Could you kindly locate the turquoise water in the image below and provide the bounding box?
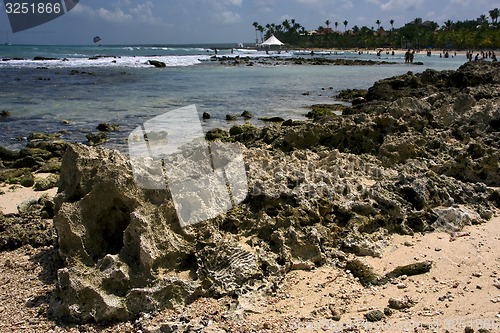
[0,44,467,150]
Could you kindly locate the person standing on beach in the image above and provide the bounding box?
[405,50,410,63]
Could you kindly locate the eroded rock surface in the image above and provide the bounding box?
[49,61,499,323]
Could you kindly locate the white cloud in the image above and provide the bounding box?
[255,0,274,13]
[70,1,164,26]
[96,7,132,23]
[71,4,97,17]
[196,0,243,25]
[222,0,243,6]
[130,1,161,24]
[215,10,242,24]
[295,0,325,3]
[380,0,423,11]
[342,1,354,9]
[113,0,132,8]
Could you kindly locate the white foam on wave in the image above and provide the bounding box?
[0,55,211,69]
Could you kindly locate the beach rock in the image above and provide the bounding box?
[13,155,45,169]
[258,116,285,122]
[352,97,365,105]
[226,114,238,121]
[206,128,229,141]
[306,104,344,119]
[27,132,62,142]
[17,198,39,214]
[336,89,367,102]
[0,110,11,118]
[34,174,60,191]
[342,230,388,257]
[85,132,109,146]
[388,296,416,310]
[33,56,58,61]
[202,112,211,119]
[365,310,384,322]
[20,147,53,160]
[19,172,35,187]
[229,123,257,141]
[50,144,203,322]
[38,158,63,173]
[451,61,500,88]
[0,145,20,161]
[241,110,253,119]
[329,305,342,321]
[0,168,27,184]
[0,208,56,251]
[432,207,481,232]
[229,125,244,136]
[96,123,119,132]
[197,242,261,293]
[345,260,380,287]
[148,60,166,68]
[385,262,432,280]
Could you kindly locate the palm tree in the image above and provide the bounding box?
[257,25,265,43]
[376,20,381,31]
[252,22,259,44]
[325,20,331,29]
[265,23,272,39]
[479,14,488,26]
[343,20,348,32]
[282,19,291,32]
[390,19,394,30]
[334,21,339,31]
[443,20,454,30]
[490,8,499,24]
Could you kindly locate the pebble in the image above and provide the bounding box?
[365,310,384,322]
[494,279,500,289]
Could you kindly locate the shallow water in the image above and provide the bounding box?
[0,45,467,151]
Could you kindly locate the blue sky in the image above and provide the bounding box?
[0,0,496,45]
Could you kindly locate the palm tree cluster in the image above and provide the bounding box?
[253,8,500,50]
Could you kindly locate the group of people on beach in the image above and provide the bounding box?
[404,50,415,63]
[466,50,497,62]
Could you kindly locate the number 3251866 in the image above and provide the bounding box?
[5,2,61,15]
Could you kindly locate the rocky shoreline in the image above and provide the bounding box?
[0,61,499,331]
[207,56,413,67]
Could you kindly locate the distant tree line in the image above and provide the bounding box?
[252,8,500,50]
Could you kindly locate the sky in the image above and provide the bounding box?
[0,0,497,45]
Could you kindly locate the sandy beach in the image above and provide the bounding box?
[0,182,498,332]
[0,175,58,215]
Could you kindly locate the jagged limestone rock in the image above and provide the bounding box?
[51,144,201,322]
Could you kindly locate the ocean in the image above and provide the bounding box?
[0,44,466,151]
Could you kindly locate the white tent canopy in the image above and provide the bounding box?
[261,35,284,47]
